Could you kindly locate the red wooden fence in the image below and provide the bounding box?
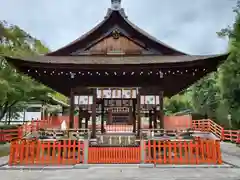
[8,139,222,165]
[0,129,19,142]
[88,146,141,164]
[1,117,240,144]
[144,139,222,164]
[222,130,240,143]
[192,119,240,144]
[8,140,84,165]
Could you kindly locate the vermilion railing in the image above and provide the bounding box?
[222,130,240,143]
[144,139,222,164]
[192,119,240,144]
[8,139,84,165]
[192,119,211,132]
[0,118,62,143]
[9,139,222,165]
[0,129,19,142]
[1,117,240,144]
[88,146,141,164]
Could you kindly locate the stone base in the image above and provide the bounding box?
[74,164,89,169]
[138,163,154,168]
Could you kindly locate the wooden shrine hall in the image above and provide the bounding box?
[4,0,229,138]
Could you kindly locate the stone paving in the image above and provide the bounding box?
[221,142,240,157]
[0,156,8,167]
[0,166,240,180]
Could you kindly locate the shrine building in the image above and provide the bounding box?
[4,0,229,138]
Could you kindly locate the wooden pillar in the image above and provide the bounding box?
[132,99,136,133]
[101,100,105,133]
[128,106,133,125]
[159,91,164,129]
[91,89,97,138]
[85,112,89,129]
[78,107,82,129]
[153,107,157,129]
[107,109,113,125]
[137,92,141,137]
[149,110,153,129]
[69,89,74,129]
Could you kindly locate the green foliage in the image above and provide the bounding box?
[216,2,240,129]
[0,21,66,122]
[165,1,240,129]
[164,94,192,115]
[190,72,220,119]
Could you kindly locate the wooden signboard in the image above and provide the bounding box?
[140,95,160,105]
[74,95,93,105]
[97,88,137,99]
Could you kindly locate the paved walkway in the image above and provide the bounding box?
[0,167,240,180]
[220,142,240,157]
[0,143,10,167]
[0,156,8,167]
[220,142,240,167]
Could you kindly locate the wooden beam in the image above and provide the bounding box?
[91,89,97,138]
[101,99,105,133]
[132,99,136,133]
[137,92,141,137]
[85,114,89,129]
[69,89,75,129]
[139,86,163,95]
[72,87,94,95]
[153,107,157,129]
[78,107,83,129]
[159,91,164,129]
[149,110,153,129]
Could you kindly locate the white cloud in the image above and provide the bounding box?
[0,0,237,54]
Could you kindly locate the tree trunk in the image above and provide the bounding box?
[8,107,11,125]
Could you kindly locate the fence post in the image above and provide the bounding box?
[230,130,233,142]
[17,126,23,139]
[221,128,224,141]
[237,131,240,144]
[75,133,89,169]
[140,139,145,164]
[216,140,222,164]
[84,136,89,164]
[139,137,154,168]
[207,120,211,132]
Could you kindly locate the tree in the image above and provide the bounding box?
[164,94,192,115]
[0,21,53,122]
[216,1,240,129]
[190,72,220,120]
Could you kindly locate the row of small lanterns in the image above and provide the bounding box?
[28,68,206,79]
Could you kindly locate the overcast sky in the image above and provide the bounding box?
[0,0,237,55]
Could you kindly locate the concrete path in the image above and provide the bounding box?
[0,156,8,167]
[220,142,240,157]
[220,142,240,167]
[1,167,240,180]
[0,143,10,167]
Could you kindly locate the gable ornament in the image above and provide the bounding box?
[112,29,120,39]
